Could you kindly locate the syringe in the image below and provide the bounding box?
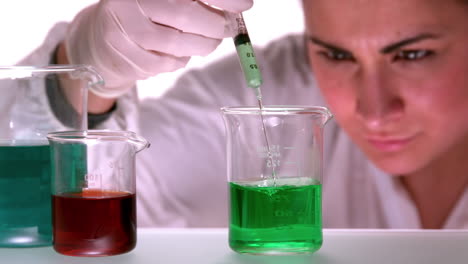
[226,13,277,182]
[227,13,263,100]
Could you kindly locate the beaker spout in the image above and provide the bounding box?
[321,108,334,126]
[128,134,150,153]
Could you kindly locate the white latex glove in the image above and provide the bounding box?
[65,0,253,98]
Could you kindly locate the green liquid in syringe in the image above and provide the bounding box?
[234,33,262,89]
[234,33,276,181]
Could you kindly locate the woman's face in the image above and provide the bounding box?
[304,0,468,175]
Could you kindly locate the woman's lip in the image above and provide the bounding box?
[366,135,416,152]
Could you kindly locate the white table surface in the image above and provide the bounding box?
[1,228,468,264]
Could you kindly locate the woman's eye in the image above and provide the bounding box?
[318,50,354,62]
[394,50,434,61]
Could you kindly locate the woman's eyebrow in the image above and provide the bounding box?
[308,33,440,55]
[307,35,352,54]
[380,33,440,54]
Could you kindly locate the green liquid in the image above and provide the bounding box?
[0,145,52,247]
[234,33,263,89]
[229,178,322,255]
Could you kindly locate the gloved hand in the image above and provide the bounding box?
[65,0,253,98]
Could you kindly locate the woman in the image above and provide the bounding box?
[303,0,468,229]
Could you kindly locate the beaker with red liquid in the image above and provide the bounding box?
[47,130,149,256]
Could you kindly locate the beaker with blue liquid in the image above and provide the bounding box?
[0,65,103,247]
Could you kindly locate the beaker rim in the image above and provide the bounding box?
[47,130,150,152]
[221,105,332,116]
[0,64,104,87]
[0,65,89,73]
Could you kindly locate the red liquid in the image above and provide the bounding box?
[52,190,136,256]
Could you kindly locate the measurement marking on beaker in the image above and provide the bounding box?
[84,172,103,188]
[109,162,124,171]
[267,159,280,168]
[284,161,297,165]
[84,173,101,181]
[257,145,281,158]
[283,147,295,150]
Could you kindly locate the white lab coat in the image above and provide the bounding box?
[13,23,468,229]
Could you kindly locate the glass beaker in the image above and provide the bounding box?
[47,130,149,257]
[221,106,333,255]
[0,65,103,247]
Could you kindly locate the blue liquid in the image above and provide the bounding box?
[0,145,52,247]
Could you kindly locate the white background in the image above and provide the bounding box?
[0,0,304,98]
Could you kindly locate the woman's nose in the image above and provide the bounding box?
[355,72,405,128]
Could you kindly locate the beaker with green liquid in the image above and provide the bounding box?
[0,65,103,247]
[222,106,332,255]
